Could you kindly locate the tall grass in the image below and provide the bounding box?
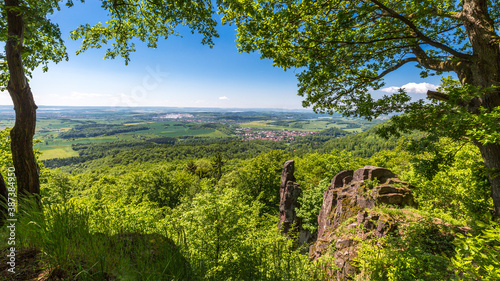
[5,195,326,280]
[11,196,194,280]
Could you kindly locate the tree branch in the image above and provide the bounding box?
[361,57,418,82]
[411,44,459,72]
[431,8,462,20]
[323,35,417,46]
[408,8,462,20]
[427,90,449,101]
[338,57,419,97]
[369,0,471,60]
[427,90,469,107]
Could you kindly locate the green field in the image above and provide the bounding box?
[37,146,79,160]
[24,110,377,160]
[34,119,230,160]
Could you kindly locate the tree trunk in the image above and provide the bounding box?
[476,143,500,218]
[9,87,39,196]
[5,0,40,196]
[460,0,500,218]
[0,173,7,225]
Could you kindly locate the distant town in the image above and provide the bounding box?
[235,127,317,142]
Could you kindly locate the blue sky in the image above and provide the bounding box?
[0,1,447,109]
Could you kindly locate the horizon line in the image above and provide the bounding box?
[0,104,317,111]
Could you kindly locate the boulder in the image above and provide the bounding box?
[309,166,417,279]
[330,170,354,188]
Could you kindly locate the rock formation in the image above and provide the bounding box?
[278,160,299,235]
[309,166,417,279]
[277,160,313,245]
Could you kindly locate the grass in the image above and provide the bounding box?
[1,195,323,281]
[197,130,228,138]
[1,197,195,280]
[238,120,279,128]
[238,120,326,131]
[238,119,363,132]
[38,146,79,160]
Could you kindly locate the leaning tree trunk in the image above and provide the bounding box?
[5,0,40,196]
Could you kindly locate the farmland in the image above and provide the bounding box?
[0,105,387,160]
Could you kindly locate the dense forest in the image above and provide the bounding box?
[58,124,150,139]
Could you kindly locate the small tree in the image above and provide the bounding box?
[237,150,287,212]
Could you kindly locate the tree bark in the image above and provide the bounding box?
[5,0,40,196]
[476,143,500,218]
[0,173,7,225]
[459,0,500,218]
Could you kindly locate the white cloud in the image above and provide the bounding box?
[218,96,229,100]
[380,82,438,94]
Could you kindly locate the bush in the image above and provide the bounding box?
[169,185,326,280]
[451,222,500,280]
[354,218,455,281]
[296,178,329,234]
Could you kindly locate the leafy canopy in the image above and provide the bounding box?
[0,0,71,89]
[71,0,220,64]
[220,0,500,118]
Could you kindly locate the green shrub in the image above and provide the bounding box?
[451,222,500,280]
[354,219,455,281]
[169,185,326,280]
[364,177,380,189]
[296,178,329,234]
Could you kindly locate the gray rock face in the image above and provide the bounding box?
[352,166,395,183]
[309,166,417,279]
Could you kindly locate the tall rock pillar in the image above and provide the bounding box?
[278,160,313,245]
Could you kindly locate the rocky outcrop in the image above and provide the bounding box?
[278,160,301,235]
[309,166,417,279]
[278,160,314,245]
